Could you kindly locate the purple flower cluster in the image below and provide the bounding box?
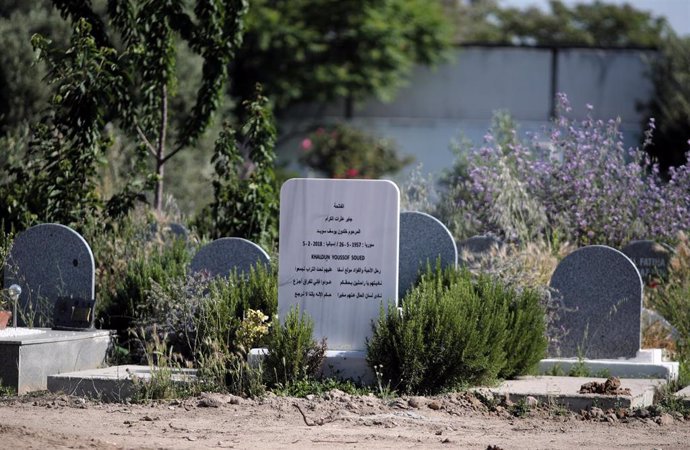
[460,94,690,247]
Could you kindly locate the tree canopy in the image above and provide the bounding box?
[448,0,671,48]
[229,0,452,116]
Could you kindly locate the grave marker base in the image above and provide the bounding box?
[0,328,111,394]
[249,348,374,385]
[539,349,679,380]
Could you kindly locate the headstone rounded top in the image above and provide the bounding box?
[549,245,642,359]
[4,223,95,325]
[457,235,503,266]
[457,235,503,254]
[621,240,672,284]
[398,211,457,298]
[281,177,400,193]
[190,237,270,278]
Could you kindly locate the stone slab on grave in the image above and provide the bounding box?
[4,223,95,327]
[190,237,270,278]
[621,240,672,284]
[548,245,642,359]
[48,365,197,402]
[0,328,111,394]
[278,178,400,352]
[478,376,664,412]
[398,211,457,298]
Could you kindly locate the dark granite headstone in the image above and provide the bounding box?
[190,237,270,278]
[621,240,672,285]
[149,222,189,241]
[52,297,96,331]
[398,211,457,298]
[456,235,503,265]
[4,224,95,327]
[549,245,642,359]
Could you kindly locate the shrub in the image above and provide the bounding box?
[648,232,690,384]
[367,267,547,394]
[196,88,279,249]
[98,236,191,340]
[299,123,413,179]
[132,265,277,396]
[437,96,690,247]
[459,240,571,356]
[135,264,278,363]
[263,307,326,387]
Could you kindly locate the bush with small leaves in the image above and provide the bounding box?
[264,307,326,388]
[367,266,547,394]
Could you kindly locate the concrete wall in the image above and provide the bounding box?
[279,46,656,177]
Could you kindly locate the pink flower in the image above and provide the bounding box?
[345,168,359,178]
[301,138,312,151]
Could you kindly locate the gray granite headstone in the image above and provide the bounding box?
[457,235,503,265]
[398,211,457,298]
[549,245,643,359]
[621,240,672,285]
[149,222,189,241]
[190,237,270,278]
[4,223,95,327]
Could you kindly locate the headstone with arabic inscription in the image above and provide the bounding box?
[278,178,400,351]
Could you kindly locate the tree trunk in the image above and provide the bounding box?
[154,84,168,211]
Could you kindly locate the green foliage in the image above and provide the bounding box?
[264,307,326,388]
[36,0,250,211]
[0,1,70,134]
[648,232,690,385]
[129,325,195,402]
[447,0,670,47]
[501,285,548,379]
[509,398,531,417]
[197,87,278,248]
[230,0,452,114]
[299,124,413,179]
[0,18,128,230]
[98,236,192,340]
[643,35,690,173]
[128,263,277,396]
[367,266,547,395]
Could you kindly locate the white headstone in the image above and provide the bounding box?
[278,178,400,350]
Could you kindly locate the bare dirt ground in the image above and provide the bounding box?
[0,391,688,449]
